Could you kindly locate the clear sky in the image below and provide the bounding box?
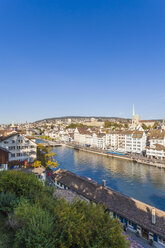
[0,0,165,123]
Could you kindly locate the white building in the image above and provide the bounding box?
[0,133,37,162]
[125,131,147,154]
[148,130,165,147]
[74,127,106,149]
[146,131,165,160]
[106,132,119,150]
[146,144,165,160]
[106,130,147,154]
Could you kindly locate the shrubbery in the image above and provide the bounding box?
[0,170,129,248]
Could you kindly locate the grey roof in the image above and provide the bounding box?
[52,169,165,238]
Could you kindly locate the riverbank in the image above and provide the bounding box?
[36,138,165,169]
[65,144,133,161]
[64,143,165,169]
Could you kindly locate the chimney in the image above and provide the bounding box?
[102,180,106,187]
[152,208,156,225]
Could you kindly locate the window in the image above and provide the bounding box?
[9,146,15,150]
[158,236,165,246]
[128,220,134,228]
[11,153,15,157]
[16,153,21,157]
[12,140,15,143]
[4,141,8,144]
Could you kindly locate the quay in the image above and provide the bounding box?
[36,138,165,168]
[65,143,165,168]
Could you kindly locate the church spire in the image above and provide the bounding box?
[133,104,135,117]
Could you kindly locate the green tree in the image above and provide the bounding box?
[45,148,58,169]
[153,122,159,129]
[0,171,129,248]
[14,201,55,248]
[142,123,148,130]
[0,171,44,199]
[53,200,129,248]
[33,160,41,168]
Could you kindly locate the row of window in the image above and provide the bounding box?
[11,151,36,157]
[8,145,35,150]
[3,140,29,144]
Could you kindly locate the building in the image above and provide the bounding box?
[146,144,165,160]
[0,147,10,171]
[131,104,140,130]
[106,130,147,154]
[148,130,165,147]
[74,127,106,149]
[51,169,165,248]
[31,166,46,184]
[0,133,37,163]
[125,131,147,154]
[106,131,119,150]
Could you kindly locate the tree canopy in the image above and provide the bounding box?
[0,170,129,248]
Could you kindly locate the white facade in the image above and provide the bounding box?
[106,131,147,154]
[146,145,165,160]
[0,133,37,162]
[74,128,106,149]
[125,132,147,154]
[106,132,118,150]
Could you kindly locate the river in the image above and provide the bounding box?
[52,146,165,211]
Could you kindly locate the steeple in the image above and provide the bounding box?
[133,104,135,117]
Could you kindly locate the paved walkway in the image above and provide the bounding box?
[125,230,155,248]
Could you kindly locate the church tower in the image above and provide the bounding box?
[132,105,140,129]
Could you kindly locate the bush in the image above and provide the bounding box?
[0,192,17,214]
[0,171,129,248]
[14,201,55,248]
[0,170,44,200]
[53,200,129,248]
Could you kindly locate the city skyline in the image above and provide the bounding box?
[0,0,165,123]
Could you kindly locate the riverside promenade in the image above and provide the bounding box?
[36,137,165,169]
[65,142,165,169]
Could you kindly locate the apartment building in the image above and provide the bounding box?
[106,131,147,154]
[74,127,106,149]
[148,130,165,147]
[93,133,106,149]
[0,133,37,163]
[146,144,165,160]
[125,131,147,154]
[146,131,165,160]
[106,131,118,150]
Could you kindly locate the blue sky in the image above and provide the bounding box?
[0,0,165,123]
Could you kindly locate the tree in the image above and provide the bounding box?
[142,123,148,130]
[33,160,41,168]
[124,123,129,129]
[0,171,129,248]
[153,122,159,129]
[53,200,129,248]
[0,170,44,199]
[45,148,58,169]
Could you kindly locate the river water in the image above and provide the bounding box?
[52,146,165,211]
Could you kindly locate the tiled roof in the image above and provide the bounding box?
[52,169,165,238]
